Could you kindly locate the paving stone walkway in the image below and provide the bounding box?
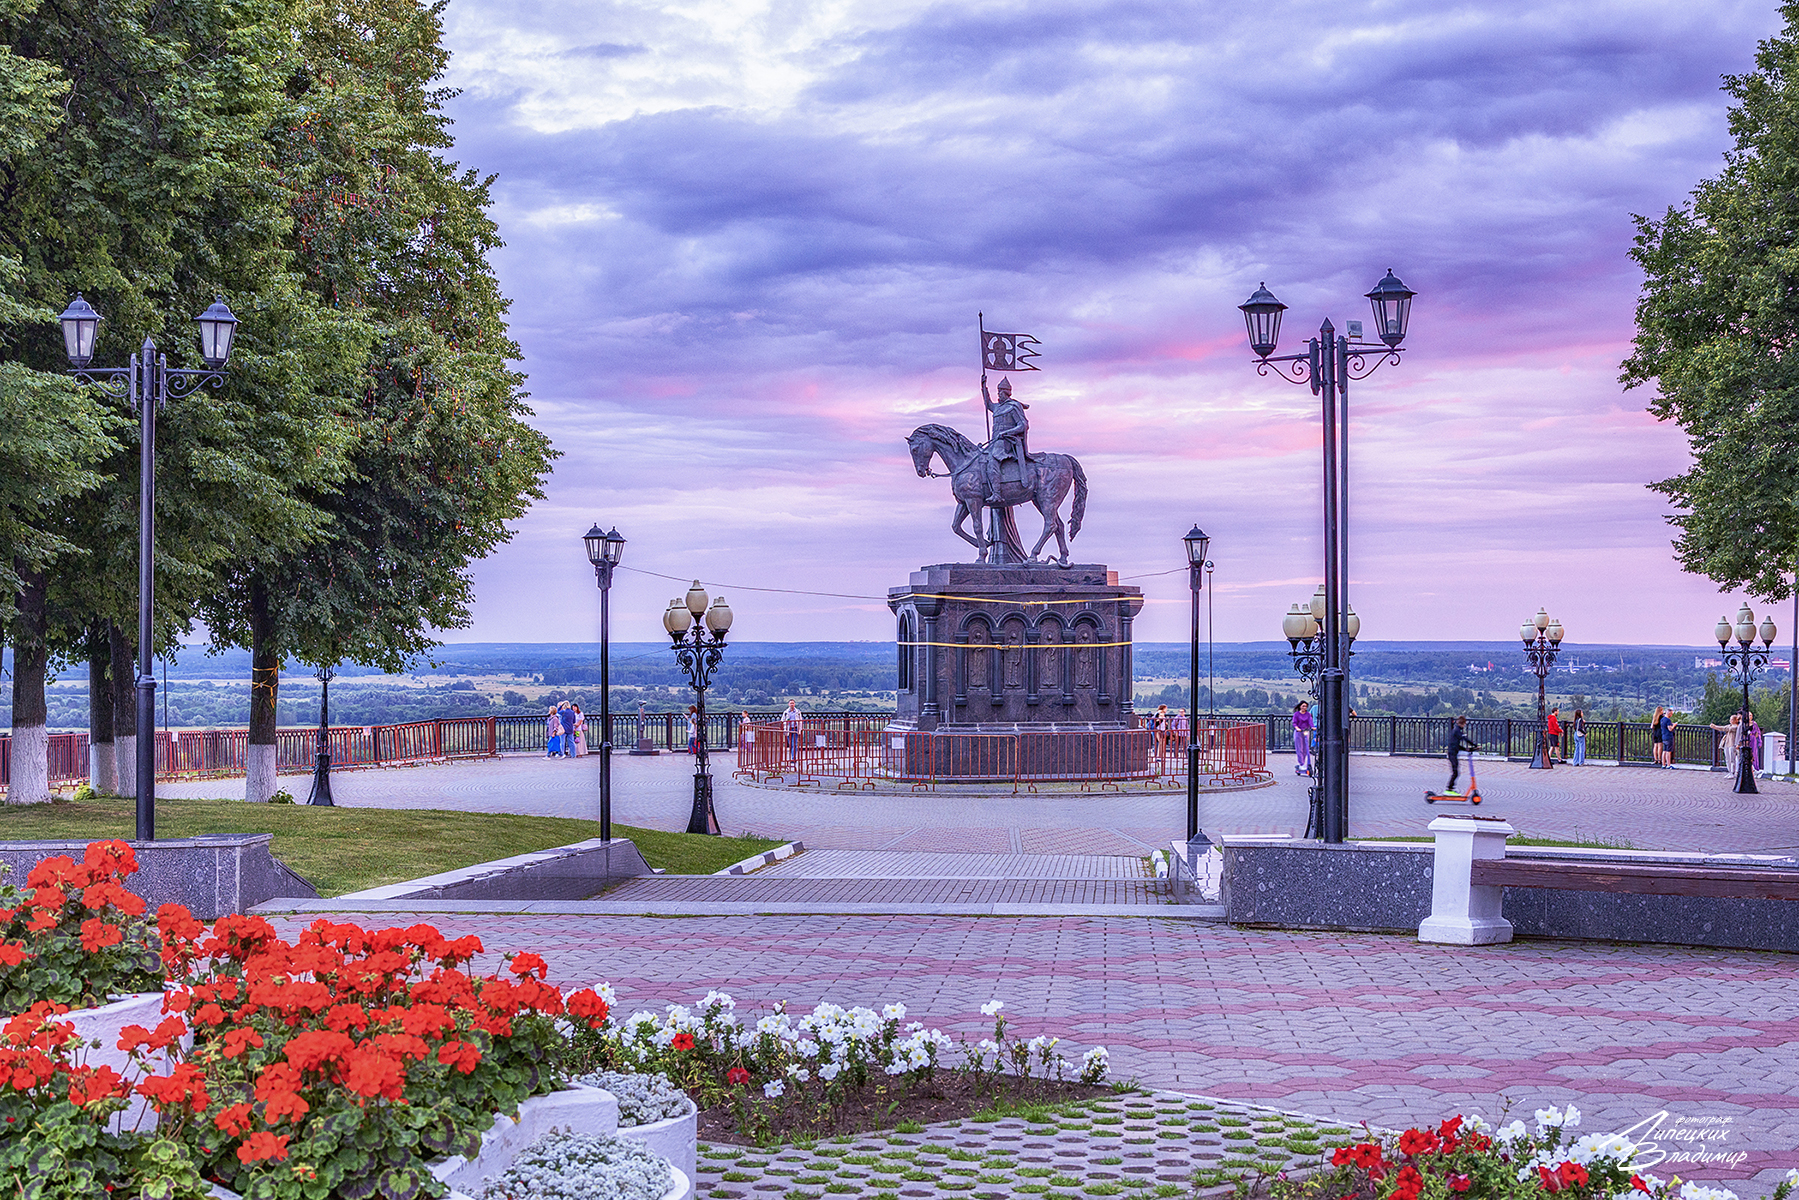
[693,1092,1348,1200]
[602,875,1166,906]
[263,910,1799,1198]
[163,751,1799,855]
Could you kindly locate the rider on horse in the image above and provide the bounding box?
[983,375,1033,505]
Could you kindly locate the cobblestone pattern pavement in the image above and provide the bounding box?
[265,911,1799,1197]
[693,1093,1348,1200]
[756,852,1149,880]
[601,875,1166,906]
[162,752,1799,856]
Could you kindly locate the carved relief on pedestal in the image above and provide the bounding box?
[1075,625,1097,690]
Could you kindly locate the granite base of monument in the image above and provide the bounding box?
[884,562,1146,780]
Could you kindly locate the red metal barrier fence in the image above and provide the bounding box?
[734,716,1269,792]
[0,718,501,792]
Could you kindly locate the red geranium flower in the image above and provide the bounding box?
[237,1131,290,1164]
[727,1067,751,1086]
[670,1032,696,1051]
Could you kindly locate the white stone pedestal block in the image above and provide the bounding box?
[1418,816,1516,945]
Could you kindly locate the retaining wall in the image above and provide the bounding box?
[1219,839,1799,953]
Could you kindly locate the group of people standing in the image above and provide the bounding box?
[545,701,587,757]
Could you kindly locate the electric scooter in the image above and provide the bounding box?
[1425,752,1482,804]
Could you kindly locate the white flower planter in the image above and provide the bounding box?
[430,1081,620,1192]
[615,1095,698,1182]
[64,991,184,1133]
[211,1084,689,1200]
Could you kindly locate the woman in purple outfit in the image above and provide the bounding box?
[1291,700,1314,777]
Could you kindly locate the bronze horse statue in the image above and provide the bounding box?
[907,424,1087,566]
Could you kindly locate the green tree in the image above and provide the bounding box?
[1623,1,1799,599]
[0,0,361,797]
[200,0,554,798]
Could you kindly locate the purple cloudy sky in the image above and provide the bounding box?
[441,0,1787,647]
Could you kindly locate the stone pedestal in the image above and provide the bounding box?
[1417,816,1516,946]
[886,563,1143,733]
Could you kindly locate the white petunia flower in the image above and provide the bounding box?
[1536,1105,1569,1130]
[819,1062,841,1082]
[763,1079,785,1099]
[980,1000,1005,1017]
[883,1003,907,1021]
[785,1065,810,1082]
[1496,1120,1528,1146]
[1678,1185,1739,1200]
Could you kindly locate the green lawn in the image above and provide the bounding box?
[0,796,783,897]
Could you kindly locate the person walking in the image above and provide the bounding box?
[1748,714,1764,772]
[1545,706,1563,763]
[558,702,576,758]
[1152,704,1172,761]
[545,705,561,758]
[782,699,802,765]
[685,705,699,755]
[1649,706,1668,766]
[1572,708,1587,766]
[1291,701,1314,777]
[1707,713,1742,777]
[572,703,587,757]
[1446,715,1478,795]
[1658,707,1676,767]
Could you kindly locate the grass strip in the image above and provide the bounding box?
[0,795,780,896]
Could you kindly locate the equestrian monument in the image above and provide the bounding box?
[889,373,1146,780]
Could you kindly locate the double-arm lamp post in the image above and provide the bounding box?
[1240,271,1412,843]
[57,295,240,842]
[666,582,733,835]
[583,524,627,840]
[1519,608,1564,770]
[1716,603,1777,795]
[1183,525,1210,844]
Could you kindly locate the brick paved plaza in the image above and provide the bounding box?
[169,749,1799,855]
[181,750,1799,1194]
[262,909,1799,1196]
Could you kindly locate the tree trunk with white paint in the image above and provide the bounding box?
[246,578,279,803]
[89,629,116,794]
[110,625,137,800]
[8,567,50,804]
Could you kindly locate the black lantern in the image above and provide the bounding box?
[58,295,102,368]
[1183,524,1211,573]
[1239,284,1286,359]
[1364,270,1414,348]
[195,297,239,369]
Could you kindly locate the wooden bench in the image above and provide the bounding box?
[1471,858,1799,901]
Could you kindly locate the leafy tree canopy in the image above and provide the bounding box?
[1623,0,1799,600]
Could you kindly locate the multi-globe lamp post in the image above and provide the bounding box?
[1182,524,1210,844]
[666,582,733,835]
[1715,603,1777,795]
[1519,608,1564,770]
[1282,585,1358,838]
[57,294,240,841]
[1240,270,1413,844]
[584,524,627,840]
[306,666,335,806]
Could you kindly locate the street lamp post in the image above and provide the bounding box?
[306,665,335,805]
[1519,608,1565,770]
[1241,271,1413,844]
[58,295,239,842]
[584,524,626,840]
[1183,525,1211,844]
[1283,587,1358,838]
[667,581,732,834]
[1716,603,1777,795]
